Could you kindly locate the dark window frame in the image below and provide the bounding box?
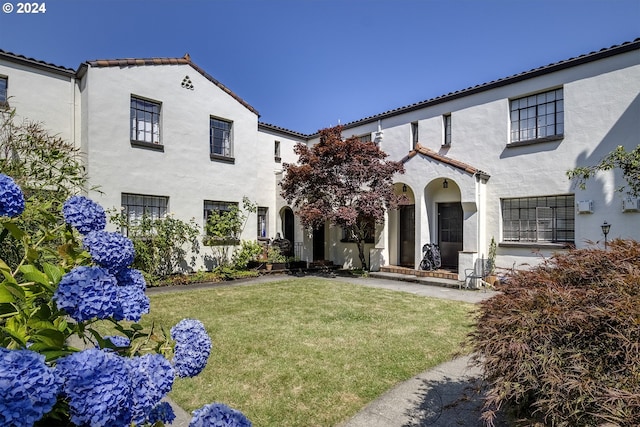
[510,88,564,144]
[501,194,575,244]
[209,116,234,161]
[130,96,162,146]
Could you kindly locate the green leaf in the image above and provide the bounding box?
[19,265,50,287]
[1,281,25,301]
[1,326,27,347]
[43,262,64,285]
[31,328,65,348]
[0,285,15,303]
[2,221,25,241]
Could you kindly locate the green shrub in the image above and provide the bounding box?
[108,211,200,280]
[471,239,640,426]
[231,240,263,269]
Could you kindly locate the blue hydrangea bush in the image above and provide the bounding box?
[0,174,252,426]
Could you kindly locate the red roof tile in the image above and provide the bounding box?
[403,144,490,178]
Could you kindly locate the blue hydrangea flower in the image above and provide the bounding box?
[104,335,131,348]
[127,354,175,424]
[170,319,212,378]
[116,268,147,291]
[83,230,135,273]
[114,284,150,322]
[0,174,25,218]
[62,195,106,234]
[148,401,176,425]
[53,266,119,322]
[189,402,252,427]
[56,348,133,427]
[0,347,60,427]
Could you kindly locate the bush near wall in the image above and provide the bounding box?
[471,239,640,426]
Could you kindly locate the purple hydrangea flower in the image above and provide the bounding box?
[114,284,150,322]
[53,266,119,322]
[148,401,176,425]
[104,335,131,348]
[189,402,252,427]
[83,230,135,273]
[170,319,212,378]
[127,354,175,424]
[55,348,133,427]
[0,174,25,218]
[62,195,106,234]
[0,348,60,427]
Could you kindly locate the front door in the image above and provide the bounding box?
[438,203,463,270]
[282,208,295,257]
[399,205,415,267]
[312,224,325,261]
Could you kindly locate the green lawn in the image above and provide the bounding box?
[143,278,476,427]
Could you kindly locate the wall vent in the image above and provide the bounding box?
[576,200,593,214]
[622,197,640,212]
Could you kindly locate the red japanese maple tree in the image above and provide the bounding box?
[280,126,405,270]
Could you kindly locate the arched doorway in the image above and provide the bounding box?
[281,207,295,257]
[438,202,463,269]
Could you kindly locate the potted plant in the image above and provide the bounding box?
[266,246,287,271]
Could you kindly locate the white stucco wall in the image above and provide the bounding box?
[0,59,76,144]
[81,63,272,269]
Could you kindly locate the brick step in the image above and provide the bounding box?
[380,265,459,281]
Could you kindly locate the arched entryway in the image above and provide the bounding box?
[437,202,463,269]
[280,207,295,258]
[425,178,463,272]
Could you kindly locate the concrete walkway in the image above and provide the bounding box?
[153,272,501,426]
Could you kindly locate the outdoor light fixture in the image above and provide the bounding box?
[402,184,407,193]
[601,221,611,249]
[443,179,449,189]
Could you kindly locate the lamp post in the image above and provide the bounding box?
[601,221,611,250]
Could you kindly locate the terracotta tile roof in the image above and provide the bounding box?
[403,144,490,179]
[0,49,76,77]
[84,54,259,116]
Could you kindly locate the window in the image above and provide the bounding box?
[0,76,7,105]
[411,122,419,147]
[502,195,574,243]
[204,200,237,225]
[121,193,168,234]
[274,141,281,162]
[443,114,451,146]
[357,134,372,143]
[130,96,161,145]
[210,117,233,159]
[257,207,268,238]
[510,88,564,143]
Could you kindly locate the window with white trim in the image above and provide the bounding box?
[510,88,563,143]
[502,195,574,243]
[130,96,161,144]
[209,117,233,158]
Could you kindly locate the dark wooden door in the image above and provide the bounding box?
[399,205,415,267]
[312,224,325,261]
[438,203,463,269]
[283,208,295,257]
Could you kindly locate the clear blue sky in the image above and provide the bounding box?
[0,0,638,134]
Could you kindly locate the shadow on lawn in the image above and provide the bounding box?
[403,376,509,427]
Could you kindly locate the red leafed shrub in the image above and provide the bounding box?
[471,239,640,426]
